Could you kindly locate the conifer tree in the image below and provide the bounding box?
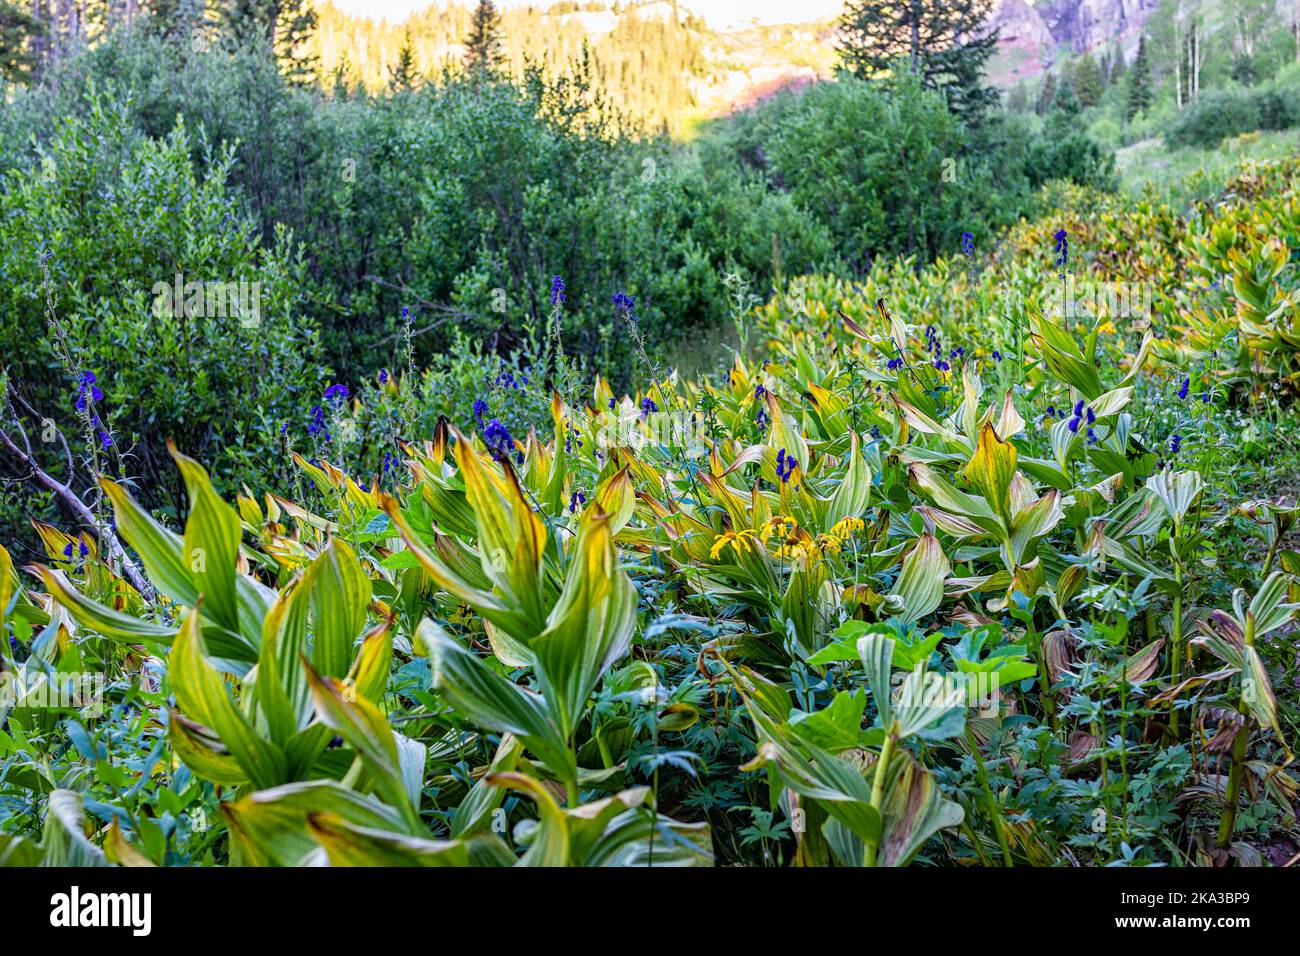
[1036,71,1057,115]
[1052,77,1081,117]
[220,0,319,82]
[0,0,41,84]
[1071,52,1103,108]
[388,31,418,91]
[465,0,503,73]
[1109,44,1127,84]
[837,0,1000,121]
[1126,34,1152,119]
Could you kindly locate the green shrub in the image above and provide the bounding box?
[1,29,833,386]
[0,94,325,534]
[1257,85,1300,131]
[707,75,1115,269]
[1167,88,1263,149]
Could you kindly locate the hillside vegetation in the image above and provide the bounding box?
[1,0,1300,869]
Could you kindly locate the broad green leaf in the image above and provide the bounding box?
[308,813,471,867]
[824,431,873,529]
[1242,645,1285,745]
[168,710,249,786]
[486,771,571,866]
[889,534,950,624]
[382,496,536,639]
[962,423,1017,524]
[172,445,243,636]
[0,833,41,867]
[171,609,287,789]
[1009,489,1064,564]
[305,663,421,831]
[104,820,156,867]
[36,567,178,644]
[789,690,868,753]
[1145,470,1205,528]
[1240,572,1300,638]
[222,781,411,866]
[421,619,574,786]
[1030,311,1103,399]
[876,753,964,867]
[101,478,198,607]
[530,514,636,741]
[450,733,524,838]
[300,538,371,679]
[893,666,967,740]
[855,630,896,728]
[41,790,109,867]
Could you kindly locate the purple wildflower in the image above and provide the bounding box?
[483,418,514,462]
[74,371,104,413]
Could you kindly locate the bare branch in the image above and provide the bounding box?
[0,395,151,596]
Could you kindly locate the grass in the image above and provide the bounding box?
[1117,128,1300,206]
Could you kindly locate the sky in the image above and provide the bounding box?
[330,1,845,28]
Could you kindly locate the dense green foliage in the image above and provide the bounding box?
[4,155,1300,868]
[0,23,1113,547]
[0,96,323,522]
[705,75,1115,269]
[1165,81,1300,149]
[4,2,1299,872]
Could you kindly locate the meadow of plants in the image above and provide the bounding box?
[3,142,1300,870]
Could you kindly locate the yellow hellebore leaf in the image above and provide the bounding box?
[963,423,1018,524]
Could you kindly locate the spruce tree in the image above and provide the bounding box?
[220,0,319,82]
[1109,44,1126,84]
[1126,35,1152,119]
[388,32,418,91]
[1052,78,1081,117]
[465,0,503,73]
[0,0,41,84]
[1036,72,1057,115]
[332,52,353,99]
[837,0,1001,121]
[1071,52,1103,108]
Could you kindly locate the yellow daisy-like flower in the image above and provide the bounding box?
[710,529,756,561]
[814,533,842,556]
[829,516,865,541]
[774,542,813,561]
[760,515,799,543]
[1098,319,1117,335]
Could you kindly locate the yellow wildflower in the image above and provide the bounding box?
[814,534,842,556]
[760,515,799,543]
[829,516,865,541]
[710,529,755,561]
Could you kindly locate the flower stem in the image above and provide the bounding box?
[863,727,895,867]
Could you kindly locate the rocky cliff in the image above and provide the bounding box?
[989,0,1164,81]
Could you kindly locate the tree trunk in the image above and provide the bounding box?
[910,0,920,75]
[30,0,48,78]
